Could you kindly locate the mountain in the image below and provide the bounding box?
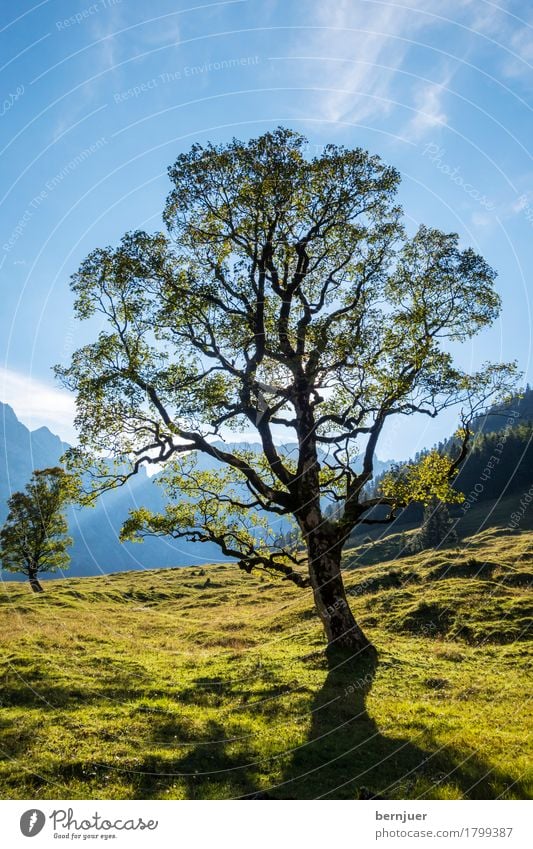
[0,404,70,513]
[0,402,223,579]
[363,388,533,534]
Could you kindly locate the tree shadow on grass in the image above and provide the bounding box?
[90,649,528,800]
[269,648,528,800]
[130,718,262,799]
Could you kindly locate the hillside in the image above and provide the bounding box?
[363,388,533,535]
[0,516,531,800]
[473,384,533,434]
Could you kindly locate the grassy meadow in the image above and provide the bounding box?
[0,498,531,800]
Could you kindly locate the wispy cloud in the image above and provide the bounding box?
[87,0,129,73]
[405,67,454,139]
[270,0,499,136]
[307,0,430,125]
[268,0,437,127]
[87,7,182,75]
[502,18,533,80]
[0,367,76,442]
[447,0,533,84]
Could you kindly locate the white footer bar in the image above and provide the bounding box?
[1,799,530,848]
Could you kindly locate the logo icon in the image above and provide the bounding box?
[20,810,46,837]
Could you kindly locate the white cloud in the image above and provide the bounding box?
[273,0,445,127]
[405,69,453,138]
[470,210,494,232]
[0,367,76,442]
[453,0,533,83]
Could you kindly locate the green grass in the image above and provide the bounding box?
[0,516,531,800]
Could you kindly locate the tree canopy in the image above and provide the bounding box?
[57,128,516,649]
[0,467,76,592]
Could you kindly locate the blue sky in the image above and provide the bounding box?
[0,0,532,459]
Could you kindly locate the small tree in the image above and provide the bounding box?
[406,497,457,554]
[0,467,75,592]
[57,129,516,652]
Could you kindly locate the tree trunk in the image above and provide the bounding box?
[28,572,44,593]
[293,396,373,654]
[306,531,373,653]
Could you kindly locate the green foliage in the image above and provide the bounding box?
[0,468,77,583]
[380,451,465,507]
[56,128,516,610]
[369,399,533,531]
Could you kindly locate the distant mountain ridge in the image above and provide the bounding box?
[473,385,533,434]
[0,404,69,508]
[0,402,224,579]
